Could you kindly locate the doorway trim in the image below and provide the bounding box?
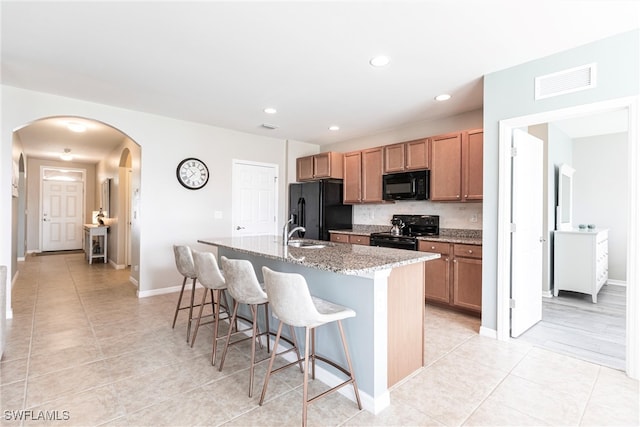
[496,96,639,379]
[39,166,87,252]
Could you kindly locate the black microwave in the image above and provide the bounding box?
[382,170,429,201]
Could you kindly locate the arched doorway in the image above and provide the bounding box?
[12,115,141,277]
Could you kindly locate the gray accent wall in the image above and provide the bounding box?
[482,30,639,331]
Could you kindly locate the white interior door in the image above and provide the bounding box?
[511,129,544,337]
[232,160,278,236]
[42,180,84,251]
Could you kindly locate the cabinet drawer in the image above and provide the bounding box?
[330,233,349,243]
[418,241,450,254]
[454,244,482,259]
[349,235,370,246]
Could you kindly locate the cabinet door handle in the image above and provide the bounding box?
[468,250,473,254]
[431,246,436,250]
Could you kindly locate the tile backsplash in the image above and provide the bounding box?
[353,201,482,230]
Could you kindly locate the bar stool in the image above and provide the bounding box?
[191,250,232,365]
[172,245,207,343]
[218,256,271,397]
[259,267,362,426]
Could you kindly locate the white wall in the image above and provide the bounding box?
[573,132,628,281]
[324,109,483,154]
[483,29,639,332]
[1,86,289,302]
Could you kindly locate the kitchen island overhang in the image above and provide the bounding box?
[198,235,439,414]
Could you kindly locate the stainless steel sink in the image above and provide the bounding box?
[287,240,327,249]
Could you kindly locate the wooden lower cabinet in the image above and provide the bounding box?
[329,233,370,246]
[419,241,482,315]
[419,241,450,304]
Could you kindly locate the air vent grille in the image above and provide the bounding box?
[535,63,596,100]
[261,123,278,130]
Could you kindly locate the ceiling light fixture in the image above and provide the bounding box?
[328,125,340,131]
[434,94,451,102]
[369,55,390,67]
[263,107,277,114]
[67,122,87,132]
[60,148,73,161]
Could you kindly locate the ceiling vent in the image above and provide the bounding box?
[261,123,279,130]
[535,63,597,100]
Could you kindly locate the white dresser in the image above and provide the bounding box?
[553,228,608,303]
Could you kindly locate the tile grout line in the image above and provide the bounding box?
[19,256,41,425]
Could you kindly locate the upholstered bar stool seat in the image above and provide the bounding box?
[191,250,232,365]
[260,267,362,426]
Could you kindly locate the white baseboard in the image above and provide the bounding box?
[479,326,497,339]
[607,279,627,287]
[137,282,204,298]
[542,290,553,298]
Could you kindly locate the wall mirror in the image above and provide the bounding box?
[102,178,111,216]
[556,163,575,230]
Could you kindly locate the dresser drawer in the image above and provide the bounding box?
[454,244,482,259]
[418,241,450,254]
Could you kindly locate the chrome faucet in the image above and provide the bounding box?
[283,217,305,245]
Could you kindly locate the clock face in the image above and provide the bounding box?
[176,158,209,190]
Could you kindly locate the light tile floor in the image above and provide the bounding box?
[1,253,638,426]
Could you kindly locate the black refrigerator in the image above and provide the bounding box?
[288,179,352,241]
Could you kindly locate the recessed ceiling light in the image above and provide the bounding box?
[67,122,87,132]
[435,94,451,102]
[264,107,277,114]
[60,148,73,161]
[328,125,340,131]
[369,55,390,67]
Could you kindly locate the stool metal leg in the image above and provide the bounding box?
[172,276,188,328]
[337,319,362,410]
[186,277,197,342]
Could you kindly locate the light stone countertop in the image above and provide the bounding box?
[329,226,483,246]
[198,235,439,276]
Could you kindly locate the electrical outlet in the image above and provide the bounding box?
[470,214,478,223]
[214,211,223,219]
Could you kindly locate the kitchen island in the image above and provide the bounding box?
[197,235,439,414]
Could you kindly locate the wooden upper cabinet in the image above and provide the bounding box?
[430,132,463,201]
[343,151,363,203]
[362,147,384,202]
[296,156,314,181]
[383,138,429,173]
[384,143,406,173]
[343,147,384,204]
[296,152,343,181]
[462,129,483,201]
[430,129,483,202]
[405,138,429,170]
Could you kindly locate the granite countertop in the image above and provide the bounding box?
[329,226,482,246]
[198,235,439,276]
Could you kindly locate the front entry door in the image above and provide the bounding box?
[231,160,278,236]
[511,129,544,337]
[42,180,84,251]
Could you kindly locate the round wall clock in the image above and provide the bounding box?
[176,157,209,190]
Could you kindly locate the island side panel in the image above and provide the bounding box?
[217,247,385,400]
[387,261,425,386]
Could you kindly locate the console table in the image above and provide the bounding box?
[83,224,109,264]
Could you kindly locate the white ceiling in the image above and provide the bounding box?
[2,1,638,163]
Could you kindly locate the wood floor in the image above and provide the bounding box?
[517,284,626,371]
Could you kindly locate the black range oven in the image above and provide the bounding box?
[370,214,440,251]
